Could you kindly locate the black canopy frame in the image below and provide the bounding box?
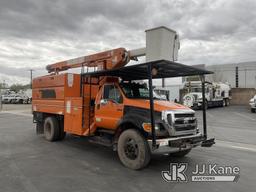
[82,59,213,80]
[82,59,215,149]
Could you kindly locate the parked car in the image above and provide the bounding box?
[2,94,17,104]
[249,95,256,113]
[14,94,31,104]
[1,89,32,104]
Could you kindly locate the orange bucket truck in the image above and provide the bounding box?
[32,28,215,169]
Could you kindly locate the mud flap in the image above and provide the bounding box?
[201,138,215,147]
[36,122,44,134]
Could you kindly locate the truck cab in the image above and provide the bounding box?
[95,80,197,137]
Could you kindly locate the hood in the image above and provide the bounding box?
[250,95,256,102]
[125,99,190,112]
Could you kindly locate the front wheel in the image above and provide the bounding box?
[117,129,151,170]
[251,108,256,113]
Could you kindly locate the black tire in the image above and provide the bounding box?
[170,149,191,157]
[226,99,230,106]
[222,99,225,107]
[44,117,60,141]
[117,129,151,170]
[251,108,256,113]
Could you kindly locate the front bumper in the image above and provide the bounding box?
[148,133,205,154]
[249,103,256,109]
[188,101,202,109]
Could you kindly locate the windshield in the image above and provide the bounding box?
[190,87,202,92]
[120,82,163,100]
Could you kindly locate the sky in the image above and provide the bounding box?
[1,0,256,85]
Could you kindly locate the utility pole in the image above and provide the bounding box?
[0,80,4,111]
[29,69,34,89]
[0,86,2,111]
[162,78,165,88]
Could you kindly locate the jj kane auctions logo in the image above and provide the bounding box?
[162,163,240,182]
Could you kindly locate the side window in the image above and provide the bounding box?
[103,85,123,103]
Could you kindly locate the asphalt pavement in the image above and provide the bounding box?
[0,105,256,192]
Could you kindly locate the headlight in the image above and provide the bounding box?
[249,99,254,104]
[167,114,172,125]
[142,123,160,132]
[162,110,174,126]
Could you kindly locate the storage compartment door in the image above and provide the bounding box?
[64,97,83,135]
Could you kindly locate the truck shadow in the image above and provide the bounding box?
[58,134,197,173]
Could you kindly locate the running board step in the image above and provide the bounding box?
[88,136,113,147]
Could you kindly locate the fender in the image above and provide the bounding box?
[115,106,162,137]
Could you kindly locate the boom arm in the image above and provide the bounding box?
[46,48,130,73]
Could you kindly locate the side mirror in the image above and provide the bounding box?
[100,99,108,105]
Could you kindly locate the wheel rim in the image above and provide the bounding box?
[45,122,51,138]
[124,138,139,160]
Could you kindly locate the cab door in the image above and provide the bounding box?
[95,84,124,129]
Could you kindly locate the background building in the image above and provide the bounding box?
[157,61,256,104]
[205,61,256,89]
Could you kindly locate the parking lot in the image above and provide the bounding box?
[0,104,256,192]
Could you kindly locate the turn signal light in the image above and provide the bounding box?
[142,123,152,132]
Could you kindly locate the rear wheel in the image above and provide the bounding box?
[169,149,191,157]
[222,99,225,107]
[225,99,230,106]
[44,117,60,141]
[223,98,229,107]
[251,108,256,113]
[117,129,151,170]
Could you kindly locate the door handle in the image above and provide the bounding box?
[117,108,123,111]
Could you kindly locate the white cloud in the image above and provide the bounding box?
[0,72,29,85]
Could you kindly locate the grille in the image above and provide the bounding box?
[175,113,194,118]
[173,113,196,132]
[193,94,198,100]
